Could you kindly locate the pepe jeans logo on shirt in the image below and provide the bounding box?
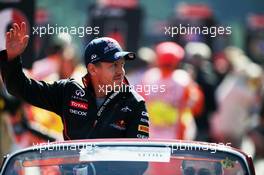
[75,89,85,97]
[69,109,87,116]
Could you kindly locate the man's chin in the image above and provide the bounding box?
[112,80,123,91]
[113,79,123,85]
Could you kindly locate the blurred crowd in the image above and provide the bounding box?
[129,41,264,174]
[0,1,264,174]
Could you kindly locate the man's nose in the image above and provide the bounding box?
[116,64,124,74]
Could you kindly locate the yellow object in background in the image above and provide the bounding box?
[30,106,63,133]
[147,101,179,127]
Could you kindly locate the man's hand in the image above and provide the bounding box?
[6,22,29,60]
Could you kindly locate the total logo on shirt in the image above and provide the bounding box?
[69,100,88,110]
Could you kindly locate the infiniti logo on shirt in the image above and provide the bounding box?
[75,89,85,97]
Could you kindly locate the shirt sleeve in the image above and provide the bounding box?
[126,101,149,138]
[0,50,65,115]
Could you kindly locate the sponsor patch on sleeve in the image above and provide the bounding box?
[137,134,149,139]
[138,125,149,134]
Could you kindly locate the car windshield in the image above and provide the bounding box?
[1,142,249,175]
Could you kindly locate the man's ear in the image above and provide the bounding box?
[87,63,97,76]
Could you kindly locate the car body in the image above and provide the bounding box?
[0,139,255,175]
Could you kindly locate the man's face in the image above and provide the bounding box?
[93,58,125,92]
[182,160,221,175]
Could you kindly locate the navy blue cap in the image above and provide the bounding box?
[84,37,136,65]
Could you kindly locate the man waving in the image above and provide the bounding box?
[0,22,149,140]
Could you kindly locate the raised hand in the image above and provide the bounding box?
[6,22,29,60]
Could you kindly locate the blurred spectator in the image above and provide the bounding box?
[212,53,231,85]
[244,94,264,175]
[211,47,263,148]
[60,44,88,84]
[142,41,204,140]
[59,46,77,79]
[31,43,64,81]
[0,76,47,159]
[0,79,20,164]
[127,46,156,86]
[184,42,218,141]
